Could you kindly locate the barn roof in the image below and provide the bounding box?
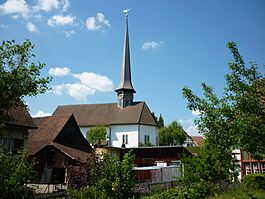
[27,114,92,161]
[53,101,157,127]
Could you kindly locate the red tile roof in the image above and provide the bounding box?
[191,136,205,147]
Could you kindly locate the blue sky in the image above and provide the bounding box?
[1,0,264,135]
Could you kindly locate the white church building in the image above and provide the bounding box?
[53,14,158,148]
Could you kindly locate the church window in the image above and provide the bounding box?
[122,134,128,144]
[144,135,150,144]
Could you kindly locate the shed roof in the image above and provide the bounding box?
[27,114,92,161]
[53,101,157,127]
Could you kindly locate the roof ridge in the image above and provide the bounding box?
[138,102,146,124]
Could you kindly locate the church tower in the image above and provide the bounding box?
[115,13,136,108]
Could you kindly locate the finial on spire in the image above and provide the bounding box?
[123,8,131,17]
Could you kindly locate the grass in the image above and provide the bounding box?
[208,189,265,199]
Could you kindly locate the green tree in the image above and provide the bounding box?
[182,41,265,157]
[67,151,135,199]
[87,126,107,146]
[151,112,165,128]
[159,121,187,146]
[182,145,234,184]
[0,40,51,125]
[157,114,165,128]
[0,147,36,199]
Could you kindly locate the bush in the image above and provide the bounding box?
[242,173,265,191]
[0,147,36,199]
[67,186,97,199]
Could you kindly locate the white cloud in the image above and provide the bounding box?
[186,124,198,135]
[26,22,38,33]
[48,67,71,76]
[32,110,52,117]
[0,0,30,18]
[64,30,75,37]
[52,71,114,100]
[53,84,64,95]
[178,118,198,135]
[47,14,75,26]
[61,0,70,12]
[53,83,95,100]
[192,110,202,116]
[35,0,59,12]
[142,41,164,50]
[65,83,95,101]
[86,13,111,31]
[73,72,114,92]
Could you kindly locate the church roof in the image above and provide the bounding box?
[53,101,157,127]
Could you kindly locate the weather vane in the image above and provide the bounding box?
[123,8,131,17]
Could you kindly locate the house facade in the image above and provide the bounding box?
[53,14,158,148]
[241,151,265,178]
[0,105,36,153]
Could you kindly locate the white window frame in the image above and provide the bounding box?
[144,135,150,144]
[122,134,128,144]
[261,162,265,173]
[245,163,251,175]
[253,162,260,174]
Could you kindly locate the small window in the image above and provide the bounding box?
[261,162,265,173]
[122,134,128,144]
[144,135,150,144]
[245,163,251,175]
[0,137,15,153]
[253,162,260,174]
[170,160,182,167]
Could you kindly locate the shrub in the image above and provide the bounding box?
[0,147,36,199]
[67,186,97,199]
[242,173,265,191]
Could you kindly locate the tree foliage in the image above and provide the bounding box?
[151,112,165,128]
[87,126,107,146]
[183,41,265,157]
[182,145,235,184]
[157,114,165,129]
[0,147,36,198]
[0,40,51,124]
[158,121,187,146]
[67,151,135,199]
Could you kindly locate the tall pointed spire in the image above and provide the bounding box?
[115,11,136,108]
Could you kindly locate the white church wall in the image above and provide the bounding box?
[80,127,90,138]
[110,124,139,148]
[139,125,158,146]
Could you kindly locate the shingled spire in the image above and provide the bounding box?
[115,12,136,109]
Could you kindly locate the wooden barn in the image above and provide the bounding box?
[27,114,93,183]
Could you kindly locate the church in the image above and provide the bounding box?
[53,14,158,148]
